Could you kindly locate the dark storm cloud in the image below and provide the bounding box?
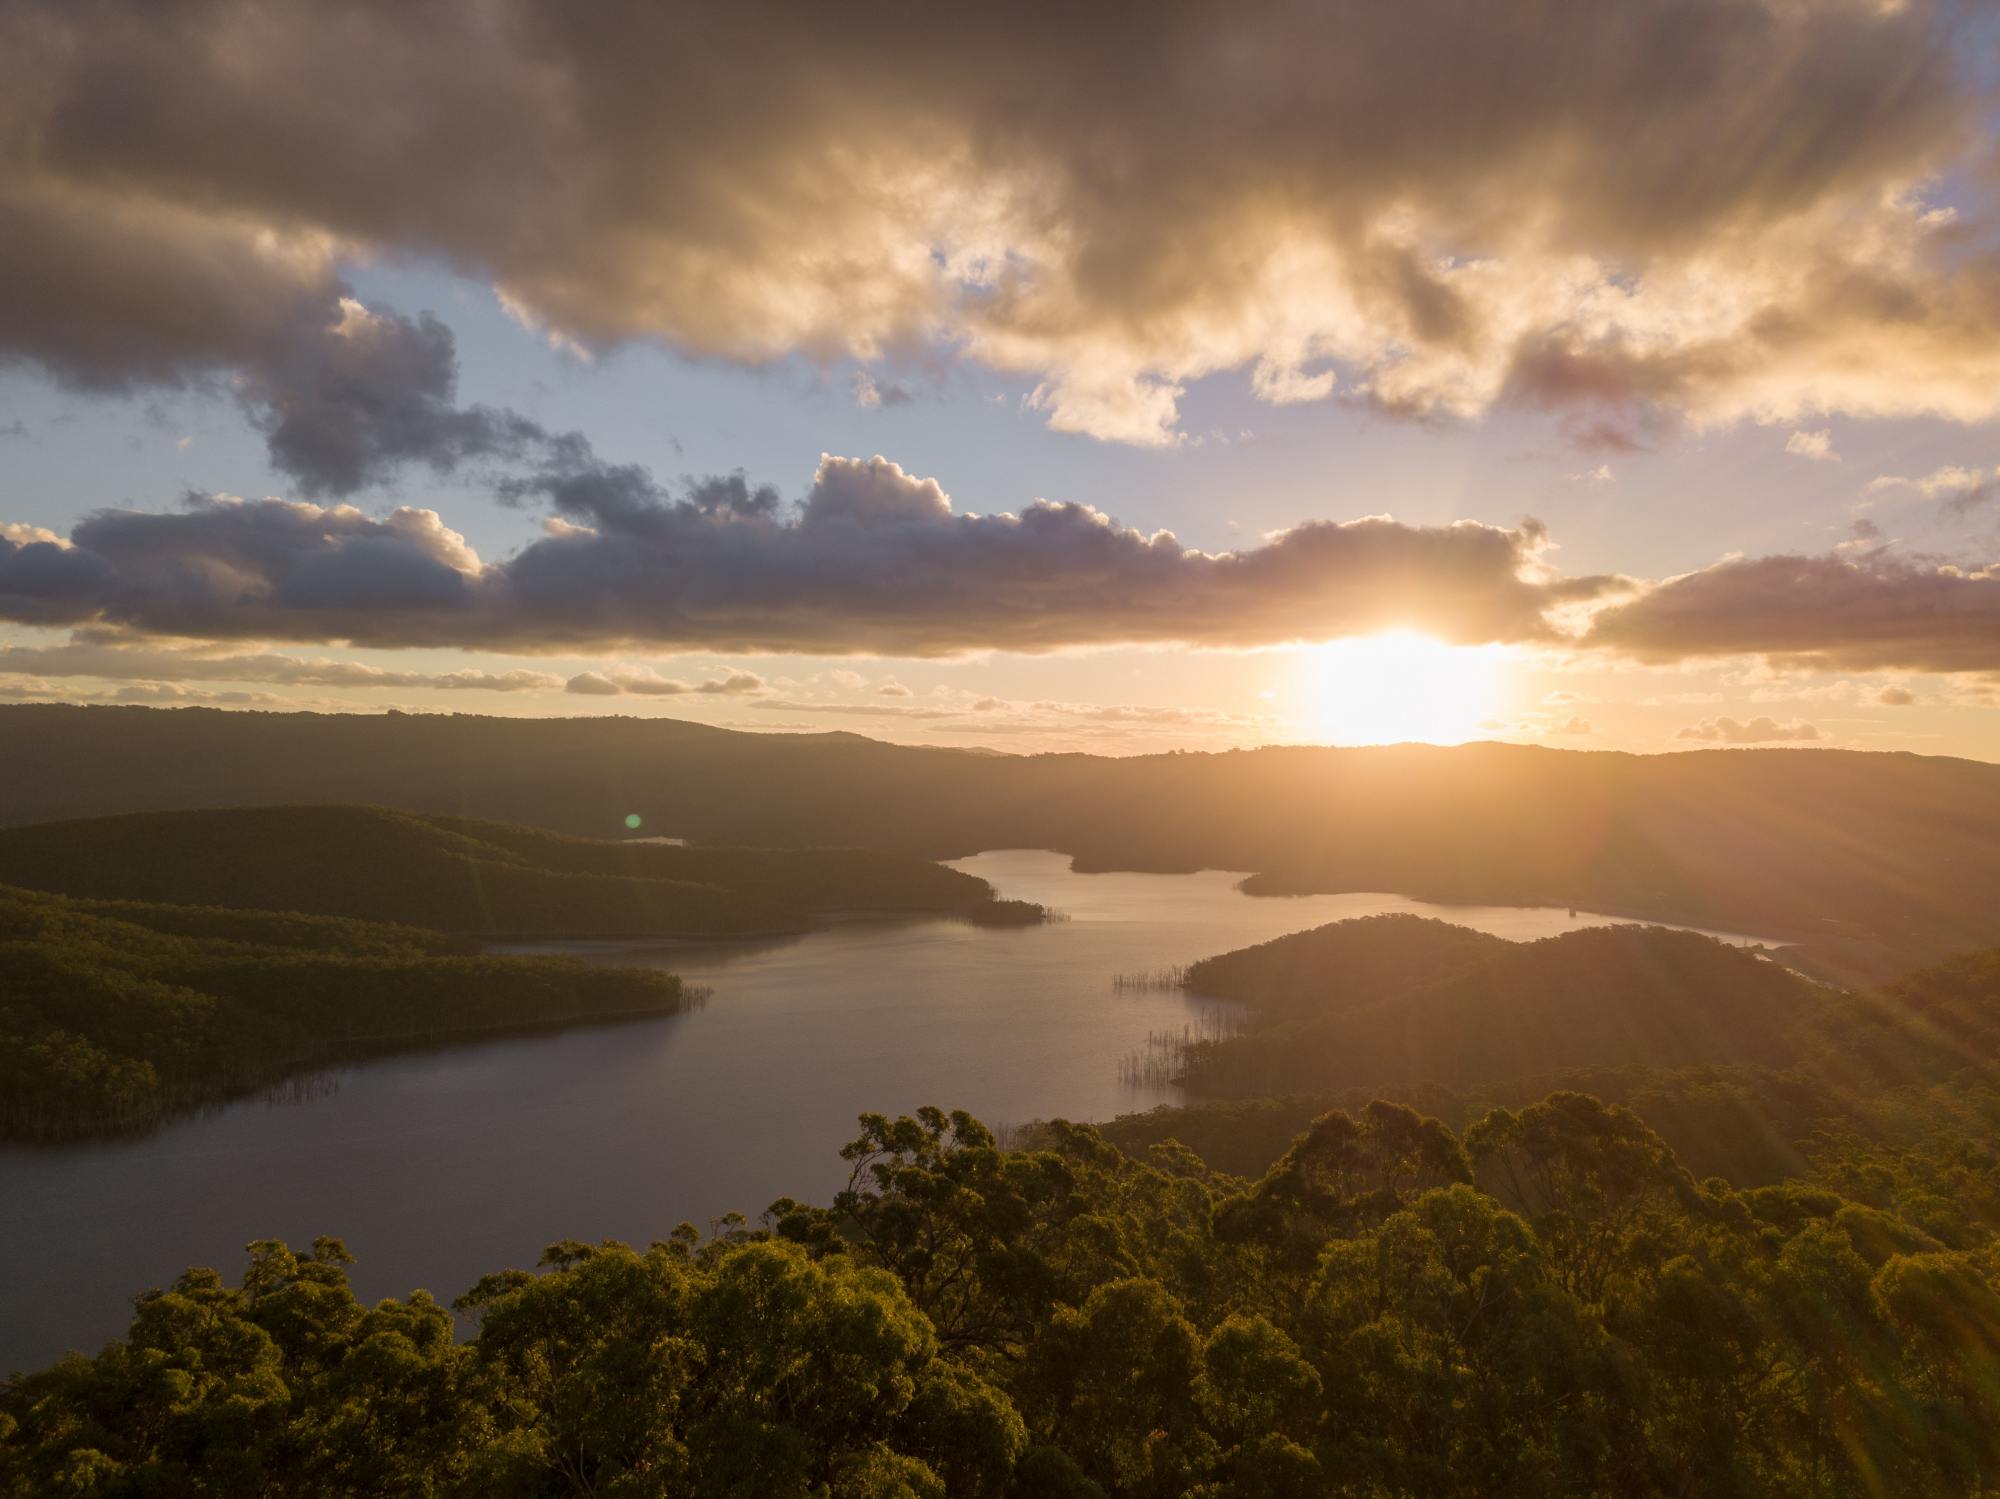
[244,304,555,498]
[1586,551,2000,674]
[0,457,1611,655]
[1,0,1994,445]
[0,496,484,643]
[0,177,556,494]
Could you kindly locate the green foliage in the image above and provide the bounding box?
[1183,913,1508,1017]
[14,1084,2000,1496]
[0,882,691,1141]
[1178,919,1822,1095]
[0,804,1034,939]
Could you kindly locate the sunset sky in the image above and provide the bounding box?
[4,1,2000,756]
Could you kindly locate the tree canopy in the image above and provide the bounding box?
[10,1082,2000,1497]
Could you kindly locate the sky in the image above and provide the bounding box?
[3,0,2000,758]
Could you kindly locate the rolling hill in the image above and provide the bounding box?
[0,804,1022,937]
[0,706,1994,971]
[1176,918,1827,1095]
[0,882,696,1141]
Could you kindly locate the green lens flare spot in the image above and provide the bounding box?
[623,812,643,830]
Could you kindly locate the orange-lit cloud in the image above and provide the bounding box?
[1585,551,2000,675]
[0,457,1609,655]
[2,0,1996,448]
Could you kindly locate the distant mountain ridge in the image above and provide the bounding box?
[0,705,1996,967]
[0,804,1013,938]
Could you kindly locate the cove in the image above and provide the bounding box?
[0,850,1773,1370]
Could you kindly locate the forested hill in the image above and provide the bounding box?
[1,704,1995,969]
[0,883,694,1142]
[0,805,1022,937]
[1180,921,1825,1095]
[1182,913,1513,1019]
[1124,922,2000,1190]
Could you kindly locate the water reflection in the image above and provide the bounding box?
[0,850,1775,1371]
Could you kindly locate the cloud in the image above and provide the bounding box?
[753,699,962,721]
[0,678,304,709]
[852,371,913,410]
[0,455,1611,655]
[1585,549,2000,675]
[244,299,553,497]
[876,680,912,697]
[563,668,766,697]
[1553,715,1592,735]
[1570,464,1614,485]
[1876,684,1917,706]
[0,637,562,692]
[1785,429,1838,462]
[2,1,1996,446]
[0,175,554,495]
[1862,463,2000,515]
[749,692,1274,739]
[1675,715,1822,744]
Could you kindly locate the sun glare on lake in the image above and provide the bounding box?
[1301,630,1512,746]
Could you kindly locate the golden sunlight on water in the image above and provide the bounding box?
[1298,630,1514,745]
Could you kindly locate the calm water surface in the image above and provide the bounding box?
[0,851,1771,1369]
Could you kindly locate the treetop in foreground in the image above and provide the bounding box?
[7,1086,2000,1497]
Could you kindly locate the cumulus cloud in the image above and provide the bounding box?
[0,637,562,692]
[0,456,1610,655]
[3,1,1997,446]
[564,668,766,697]
[0,679,301,708]
[1785,429,1838,462]
[0,174,554,495]
[1876,685,1917,706]
[1676,715,1822,744]
[1585,549,2000,675]
[244,300,553,497]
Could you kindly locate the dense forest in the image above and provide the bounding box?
[0,804,1036,938]
[7,1042,2000,1494]
[1109,919,2000,1192]
[2,706,1997,976]
[1172,919,1823,1094]
[0,883,697,1142]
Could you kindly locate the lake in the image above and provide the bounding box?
[0,850,1773,1370]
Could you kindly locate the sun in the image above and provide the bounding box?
[1299,630,1512,746]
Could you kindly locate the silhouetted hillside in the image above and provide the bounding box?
[0,804,1015,937]
[1111,942,2000,1193]
[0,883,694,1141]
[0,706,1993,964]
[1179,921,1824,1094]
[1183,913,1510,1017]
